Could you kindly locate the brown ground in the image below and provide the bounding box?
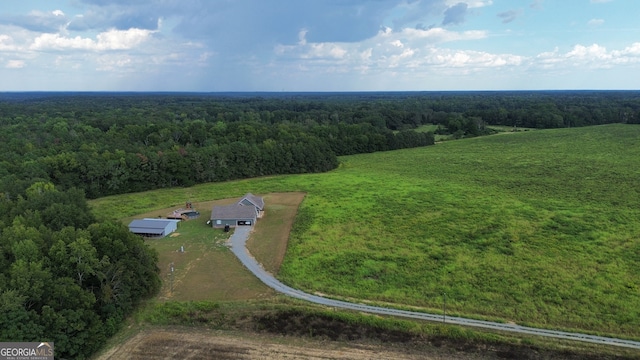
[96,327,492,360]
[246,192,306,274]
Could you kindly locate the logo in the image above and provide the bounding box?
[0,342,54,360]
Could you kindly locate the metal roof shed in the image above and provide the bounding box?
[128,218,180,238]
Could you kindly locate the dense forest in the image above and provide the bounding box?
[2,91,639,200]
[1,91,639,358]
[0,182,160,358]
[0,92,437,199]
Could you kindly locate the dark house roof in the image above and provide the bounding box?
[128,219,173,235]
[211,204,257,220]
[238,193,264,210]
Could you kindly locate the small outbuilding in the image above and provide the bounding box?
[128,218,180,238]
[210,204,257,228]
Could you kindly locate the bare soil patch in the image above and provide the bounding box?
[96,327,489,360]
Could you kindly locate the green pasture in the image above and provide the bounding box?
[412,123,450,142]
[413,124,439,133]
[90,124,640,339]
[486,125,537,132]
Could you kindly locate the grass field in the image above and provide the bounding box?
[90,124,640,340]
[117,193,304,302]
[486,125,537,132]
[132,198,273,302]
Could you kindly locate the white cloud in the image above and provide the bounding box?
[588,19,604,26]
[309,43,347,59]
[426,48,523,69]
[1,0,638,91]
[394,27,487,43]
[30,28,155,51]
[6,60,25,69]
[272,19,640,86]
[96,54,133,71]
[0,34,16,51]
[617,42,640,56]
[273,25,517,77]
[276,26,488,64]
[445,0,493,8]
[298,29,307,46]
[566,44,610,60]
[534,43,640,70]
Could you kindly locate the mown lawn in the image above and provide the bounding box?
[139,207,273,302]
[90,124,640,339]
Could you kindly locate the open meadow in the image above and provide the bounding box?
[90,124,640,341]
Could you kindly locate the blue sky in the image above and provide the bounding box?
[0,0,638,91]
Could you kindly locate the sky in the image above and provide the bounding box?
[0,0,639,91]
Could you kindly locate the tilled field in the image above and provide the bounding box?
[96,327,491,360]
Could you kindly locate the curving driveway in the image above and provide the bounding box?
[228,226,640,350]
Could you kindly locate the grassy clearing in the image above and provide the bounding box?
[280,125,640,337]
[280,125,640,339]
[90,124,640,340]
[486,125,538,132]
[115,193,304,301]
[413,124,439,133]
[127,198,274,302]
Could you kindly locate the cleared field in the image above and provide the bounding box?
[96,327,467,360]
[90,124,640,340]
[122,193,303,302]
[278,125,640,339]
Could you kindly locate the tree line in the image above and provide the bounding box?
[2,91,638,199]
[4,91,638,195]
[0,182,160,359]
[0,93,439,199]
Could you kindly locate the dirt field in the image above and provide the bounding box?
[96,327,492,360]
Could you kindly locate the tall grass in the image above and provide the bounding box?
[278,125,640,338]
[91,124,640,339]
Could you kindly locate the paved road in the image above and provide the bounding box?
[228,226,640,350]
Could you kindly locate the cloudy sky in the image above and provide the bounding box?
[0,0,639,91]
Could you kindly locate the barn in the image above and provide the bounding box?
[128,218,180,238]
[210,204,257,228]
